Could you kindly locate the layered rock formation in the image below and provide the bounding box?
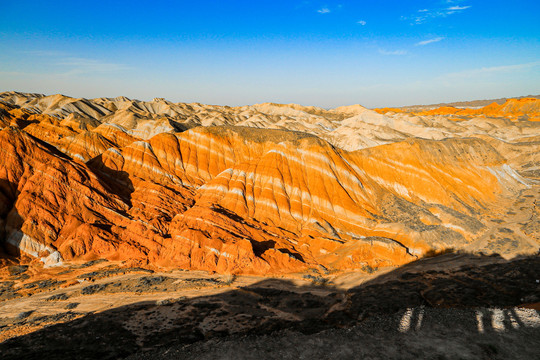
[0,91,539,274]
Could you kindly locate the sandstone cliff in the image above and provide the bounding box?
[0,92,538,274]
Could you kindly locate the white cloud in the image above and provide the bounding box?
[404,4,472,24]
[23,50,68,57]
[416,37,445,46]
[357,20,366,25]
[437,61,540,80]
[0,71,28,76]
[14,50,133,76]
[57,57,132,76]
[379,49,407,56]
[16,51,131,77]
[317,7,330,14]
[447,5,471,11]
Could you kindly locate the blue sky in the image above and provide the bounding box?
[0,0,538,107]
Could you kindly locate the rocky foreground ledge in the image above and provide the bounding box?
[0,253,538,359]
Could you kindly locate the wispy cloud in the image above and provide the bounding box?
[357,20,366,25]
[18,51,131,76]
[447,5,471,11]
[379,49,407,56]
[416,37,445,46]
[403,4,472,24]
[445,0,469,4]
[58,57,131,75]
[0,71,28,76]
[438,61,540,80]
[315,4,345,15]
[23,50,68,57]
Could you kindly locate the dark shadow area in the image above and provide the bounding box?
[169,119,196,133]
[210,205,304,260]
[0,102,39,130]
[0,180,34,302]
[24,131,73,161]
[90,223,113,232]
[0,179,22,260]
[87,154,135,208]
[210,205,247,223]
[0,253,538,359]
[0,179,18,216]
[251,239,276,257]
[13,118,40,130]
[276,247,305,262]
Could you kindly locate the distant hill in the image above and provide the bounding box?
[400,95,540,111]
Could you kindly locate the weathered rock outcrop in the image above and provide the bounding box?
[0,92,538,274]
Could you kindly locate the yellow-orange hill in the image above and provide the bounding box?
[0,91,538,274]
[399,98,540,121]
[1,122,529,274]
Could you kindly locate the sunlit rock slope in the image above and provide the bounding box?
[0,92,538,274]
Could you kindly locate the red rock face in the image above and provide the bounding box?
[0,92,538,274]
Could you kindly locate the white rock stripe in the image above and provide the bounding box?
[6,229,63,267]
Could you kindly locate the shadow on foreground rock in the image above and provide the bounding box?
[0,253,539,360]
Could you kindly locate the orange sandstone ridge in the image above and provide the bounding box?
[0,92,539,275]
[375,97,540,121]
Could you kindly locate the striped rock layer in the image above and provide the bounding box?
[0,119,533,274]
